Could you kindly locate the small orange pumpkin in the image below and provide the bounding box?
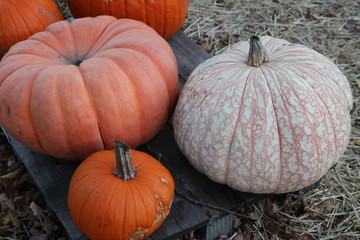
[68,141,175,240]
[0,0,63,58]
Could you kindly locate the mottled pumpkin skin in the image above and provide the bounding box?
[174,36,352,194]
[68,149,175,240]
[0,16,178,160]
[67,0,190,39]
[0,0,63,58]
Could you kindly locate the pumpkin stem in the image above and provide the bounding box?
[246,36,269,67]
[54,0,74,21]
[112,141,136,180]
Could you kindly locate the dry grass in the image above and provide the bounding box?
[183,0,360,239]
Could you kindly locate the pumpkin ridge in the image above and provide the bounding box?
[8,2,32,42]
[289,61,350,110]
[223,68,256,186]
[92,54,147,145]
[99,177,121,238]
[73,65,105,149]
[262,65,308,192]
[262,63,329,191]
[161,0,166,38]
[28,66,56,154]
[71,174,107,233]
[130,178,153,232]
[271,62,340,164]
[257,66,284,192]
[72,18,117,64]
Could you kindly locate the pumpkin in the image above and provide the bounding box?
[173,36,352,194]
[0,0,64,58]
[67,0,190,39]
[68,141,175,240]
[0,16,178,160]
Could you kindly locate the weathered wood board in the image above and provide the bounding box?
[3,31,269,240]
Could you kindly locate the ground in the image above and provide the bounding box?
[1,0,360,239]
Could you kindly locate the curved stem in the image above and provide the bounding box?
[246,36,269,67]
[112,141,136,180]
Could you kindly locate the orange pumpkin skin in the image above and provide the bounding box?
[67,0,190,39]
[0,0,63,58]
[0,16,178,160]
[68,148,175,240]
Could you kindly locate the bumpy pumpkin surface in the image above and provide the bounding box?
[68,142,175,240]
[173,36,352,194]
[67,0,190,39]
[0,0,63,58]
[0,16,178,160]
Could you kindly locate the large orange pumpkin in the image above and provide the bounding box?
[67,0,190,39]
[0,16,178,160]
[0,0,64,58]
[68,141,175,240]
[173,36,352,194]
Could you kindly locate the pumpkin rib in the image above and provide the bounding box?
[224,68,256,186]
[74,66,105,149]
[90,54,147,145]
[257,66,284,192]
[274,62,347,168]
[72,18,117,63]
[6,3,31,43]
[99,178,121,238]
[262,64,330,191]
[292,61,350,110]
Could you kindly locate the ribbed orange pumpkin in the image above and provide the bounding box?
[0,16,178,160]
[68,141,175,240]
[0,0,64,58]
[67,0,190,39]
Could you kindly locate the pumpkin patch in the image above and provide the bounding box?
[173,36,353,194]
[67,0,190,39]
[0,16,178,160]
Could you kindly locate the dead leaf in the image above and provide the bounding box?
[0,193,15,211]
[30,201,55,235]
[2,210,20,228]
[218,234,228,240]
[200,38,210,52]
[30,201,46,226]
[354,138,360,145]
[305,8,315,21]
[0,164,25,187]
[266,220,281,236]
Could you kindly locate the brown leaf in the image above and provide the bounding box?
[0,193,15,211]
[200,38,210,52]
[30,201,55,235]
[0,164,25,187]
[266,220,281,235]
[305,9,315,21]
[218,234,228,240]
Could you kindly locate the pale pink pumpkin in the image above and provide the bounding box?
[173,36,352,194]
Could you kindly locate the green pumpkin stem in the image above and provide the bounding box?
[246,36,269,67]
[112,141,136,180]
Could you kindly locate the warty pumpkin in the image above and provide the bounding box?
[68,141,175,240]
[67,0,190,39]
[0,16,178,160]
[173,36,353,194]
[0,0,64,58]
